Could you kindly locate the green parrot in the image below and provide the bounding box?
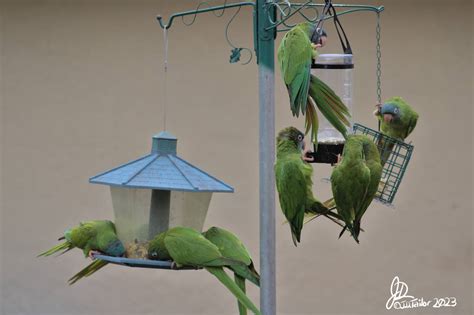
[330,135,383,243]
[278,23,351,144]
[275,127,344,246]
[203,226,260,315]
[374,96,418,165]
[38,220,125,285]
[148,227,261,315]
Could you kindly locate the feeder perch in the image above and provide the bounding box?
[309,53,354,164]
[353,123,414,204]
[90,131,234,258]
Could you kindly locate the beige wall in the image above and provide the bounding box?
[1,1,472,314]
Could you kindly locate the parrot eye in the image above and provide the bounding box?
[394,108,399,114]
[297,134,303,141]
[151,252,158,258]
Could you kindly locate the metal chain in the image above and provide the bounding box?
[376,12,382,104]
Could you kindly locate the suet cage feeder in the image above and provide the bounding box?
[89,131,233,259]
[353,123,414,204]
[310,53,354,164]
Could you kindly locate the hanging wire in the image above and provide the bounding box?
[376,12,382,104]
[162,27,169,131]
[375,12,382,131]
[181,0,230,26]
[178,0,252,65]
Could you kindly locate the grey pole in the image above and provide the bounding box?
[256,1,276,314]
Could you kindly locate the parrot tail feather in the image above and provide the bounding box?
[291,232,299,247]
[339,223,360,243]
[37,241,73,257]
[306,97,319,145]
[231,264,260,287]
[68,259,108,285]
[338,225,348,239]
[235,274,248,315]
[309,75,351,139]
[206,267,261,315]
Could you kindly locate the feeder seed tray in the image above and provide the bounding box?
[92,253,200,271]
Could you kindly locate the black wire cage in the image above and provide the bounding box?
[353,123,414,204]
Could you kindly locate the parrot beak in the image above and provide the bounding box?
[301,141,315,162]
[298,140,305,151]
[383,114,393,123]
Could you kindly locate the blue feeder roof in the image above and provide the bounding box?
[90,131,234,193]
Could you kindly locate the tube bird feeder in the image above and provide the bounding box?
[89,131,234,258]
[311,53,354,164]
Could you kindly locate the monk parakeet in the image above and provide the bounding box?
[38,220,125,284]
[275,127,344,246]
[278,23,351,144]
[148,227,261,315]
[203,227,260,315]
[331,135,383,243]
[374,96,418,165]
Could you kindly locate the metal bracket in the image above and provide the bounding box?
[156,1,383,63]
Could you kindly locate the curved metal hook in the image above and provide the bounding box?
[225,5,253,65]
[266,0,319,30]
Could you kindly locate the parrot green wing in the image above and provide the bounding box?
[331,136,371,242]
[403,111,418,139]
[275,155,308,245]
[164,227,239,268]
[203,227,260,286]
[278,25,313,117]
[356,138,383,222]
[202,227,251,265]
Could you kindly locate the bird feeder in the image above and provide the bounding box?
[89,131,234,258]
[311,53,354,164]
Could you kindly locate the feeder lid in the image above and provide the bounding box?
[89,131,234,193]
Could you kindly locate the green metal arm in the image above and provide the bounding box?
[156,1,255,29]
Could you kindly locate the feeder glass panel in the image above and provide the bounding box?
[110,187,152,244]
[312,54,354,144]
[110,187,213,258]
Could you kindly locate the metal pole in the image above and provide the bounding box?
[256,1,276,314]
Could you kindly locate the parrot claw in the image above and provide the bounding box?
[88,250,100,259]
[373,103,382,116]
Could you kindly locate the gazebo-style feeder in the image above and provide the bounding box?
[90,131,233,258]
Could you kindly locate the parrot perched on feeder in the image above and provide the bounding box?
[203,226,260,315]
[374,96,418,165]
[38,220,125,285]
[275,127,344,246]
[330,135,383,243]
[277,23,351,145]
[148,227,261,315]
